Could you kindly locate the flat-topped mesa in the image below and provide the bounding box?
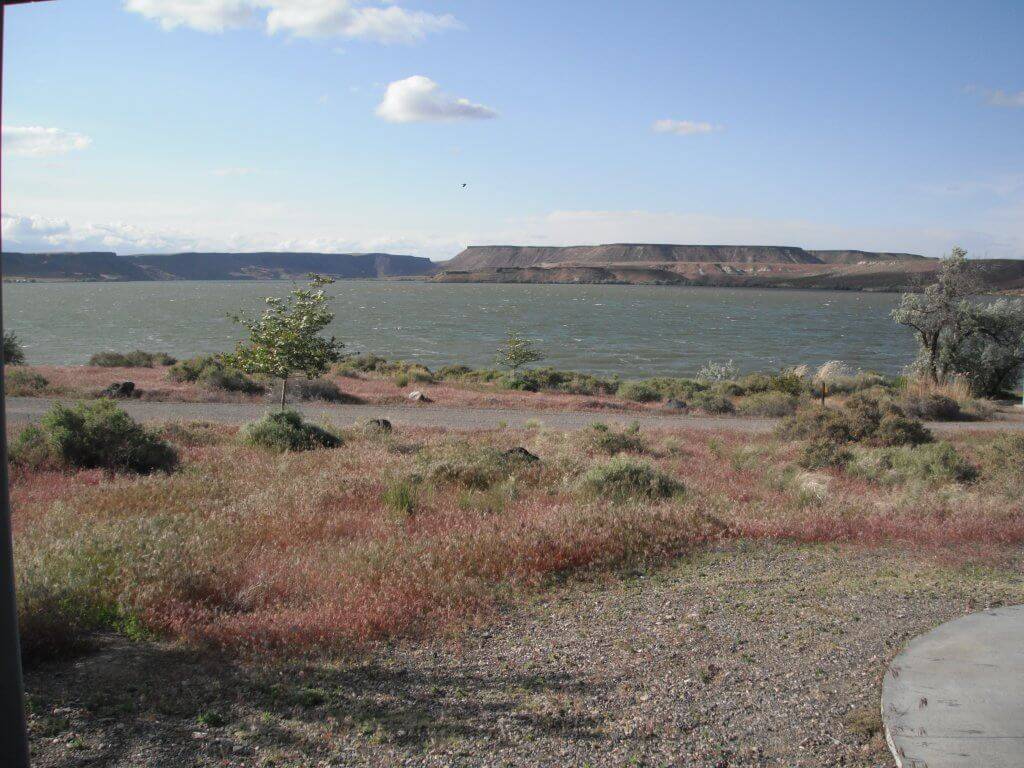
[443,244,929,271]
[1,251,436,281]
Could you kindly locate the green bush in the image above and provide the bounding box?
[777,406,854,443]
[874,414,933,447]
[616,381,662,403]
[900,393,962,421]
[738,373,773,394]
[504,367,617,396]
[5,369,50,396]
[798,440,852,470]
[436,364,474,379]
[88,350,176,368]
[579,457,683,501]
[382,477,418,516]
[586,422,648,454]
[767,371,805,396]
[3,331,25,365]
[981,433,1024,494]
[201,367,265,394]
[169,356,264,393]
[283,378,354,403]
[778,395,931,448]
[690,391,735,415]
[13,400,178,474]
[422,442,539,490]
[737,391,799,417]
[168,355,222,382]
[629,377,705,401]
[849,443,977,485]
[240,411,341,453]
[842,393,897,441]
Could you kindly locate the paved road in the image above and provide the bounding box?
[883,605,1024,767]
[6,397,1024,433]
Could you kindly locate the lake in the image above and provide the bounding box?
[3,281,917,376]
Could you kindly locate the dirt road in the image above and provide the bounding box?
[6,396,1023,433]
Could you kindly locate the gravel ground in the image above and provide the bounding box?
[7,396,1024,434]
[24,543,1024,768]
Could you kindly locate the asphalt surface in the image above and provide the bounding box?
[6,397,1024,433]
[883,605,1024,767]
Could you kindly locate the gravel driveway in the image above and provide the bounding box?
[24,544,1024,767]
[6,396,1023,433]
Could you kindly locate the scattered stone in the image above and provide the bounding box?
[501,447,539,464]
[407,391,433,403]
[363,419,393,434]
[101,381,136,398]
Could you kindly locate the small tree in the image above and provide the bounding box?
[892,247,980,384]
[226,274,343,409]
[944,298,1024,397]
[3,330,25,366]
[496,329,544,377]
[893,247,1024,396]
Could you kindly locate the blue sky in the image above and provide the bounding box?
[2,0,1022,260]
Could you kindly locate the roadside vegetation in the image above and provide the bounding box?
[10,394,1023,663]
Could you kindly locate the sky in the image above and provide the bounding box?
[1,0,1022,261]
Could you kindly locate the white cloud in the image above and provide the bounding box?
[2,126,92,157]
[212,166,256,177]
[2,213,202,253]
[263,1,459,42]
[124,0,460,43]
[986,89,1024,108]
[376,76,497,123]
[964,85,1024,109]
[652,119,721,136]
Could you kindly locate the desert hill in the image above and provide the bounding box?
[1,251,434,281]
[442,244,928,272]
[435,244,1024,293]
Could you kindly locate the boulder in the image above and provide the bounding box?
[101,381,136,398]
[501,447,540,464]
[407,390,433,403]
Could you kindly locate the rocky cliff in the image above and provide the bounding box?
[442,244,928,272]
[2,251,435,281]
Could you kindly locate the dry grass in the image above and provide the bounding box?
[901,373,974,403]
[11,419,1024,660]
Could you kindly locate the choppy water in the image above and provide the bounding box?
[3,280,917,376]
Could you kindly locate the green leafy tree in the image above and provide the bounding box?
[943,298,1024,396]
[496,329,544,377]
[893,247,1024,396]
[3,330,25,366]
[226,274,343,409]
[891,247,980,384]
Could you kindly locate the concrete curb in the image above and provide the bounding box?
[882,605,1024,768]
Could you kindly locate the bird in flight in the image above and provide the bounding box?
[462,183,467,188]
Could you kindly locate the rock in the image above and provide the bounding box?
[665,398,688,410]
[101,381,136,398]
[364,418,393,433]
[501,447,539,464]
[407,391,432,403]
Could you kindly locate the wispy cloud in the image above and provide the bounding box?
[376,76,497,123]
[124,0,461,44]
[2,125,92,157]
[986,89,1024,108]
[212,166,256,177]
[964,84,1024,108]
[652,119,722,136]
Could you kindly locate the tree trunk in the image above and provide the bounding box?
[280,376,288,411]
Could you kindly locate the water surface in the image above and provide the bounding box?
[4,281,916,376]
